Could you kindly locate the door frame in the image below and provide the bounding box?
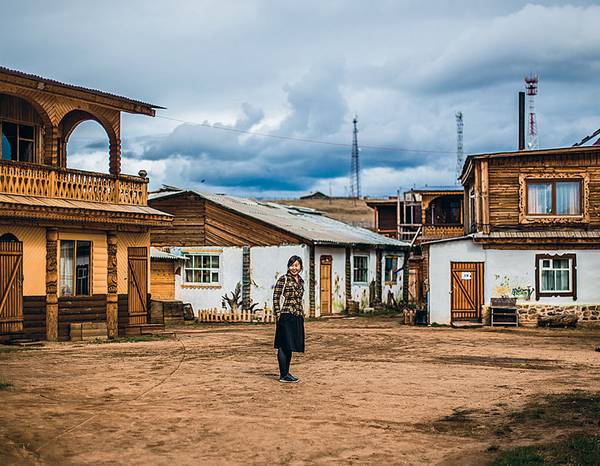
[127,247,148,325]
[0,237,24,334]
[319,255,333,316]
[450,261,484,322]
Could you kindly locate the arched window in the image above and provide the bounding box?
[59,110,114,172]
[0,233,19,242]
[0,94,45,163]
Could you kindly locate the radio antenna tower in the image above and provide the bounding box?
[349,115,361,198]
[455,111,464,182]
[524,74,539,150]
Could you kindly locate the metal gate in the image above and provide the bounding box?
[450,262,484,321]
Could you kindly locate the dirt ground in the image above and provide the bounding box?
[1,316,599,466]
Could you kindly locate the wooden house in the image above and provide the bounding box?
[366,186,464,305]
[148,188,408,317]
[427,146,600,327]
[0,67,172,341]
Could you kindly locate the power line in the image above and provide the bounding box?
[155,114,456,155]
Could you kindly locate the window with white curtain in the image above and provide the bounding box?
[527,180,581,215]
[60,240,91,296]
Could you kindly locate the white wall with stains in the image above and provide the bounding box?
[250,244,309,313]
[314,246,347,316]
[428,238,600,324]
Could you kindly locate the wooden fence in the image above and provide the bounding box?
[197,307,275,323]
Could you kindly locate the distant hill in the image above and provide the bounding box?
[269,196,374,230]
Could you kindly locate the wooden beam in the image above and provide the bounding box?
[481,159,490,234]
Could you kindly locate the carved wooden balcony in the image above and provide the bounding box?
[422,224,464,239]
[0,160,148,206]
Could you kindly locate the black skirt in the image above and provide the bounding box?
[274,313,305,352]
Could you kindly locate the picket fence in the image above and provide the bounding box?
[197,307,275,323]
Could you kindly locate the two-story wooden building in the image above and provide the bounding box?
[366,186,464,305]
[427,146,600,327]
[0,67,171,341]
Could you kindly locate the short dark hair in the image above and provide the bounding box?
[287,255,303,270]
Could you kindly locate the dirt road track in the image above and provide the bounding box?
[1,317,599,465]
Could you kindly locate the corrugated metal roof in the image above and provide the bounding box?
[150,247,184,261]
[0,193,172,217]
[149,189,408,247]
[0,66,164,111]
[408,185,463,192]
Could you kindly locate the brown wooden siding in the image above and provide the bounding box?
[150,260,175,300]
[486,153,600,231]
[149,193,206,247]
[148,193,302,247]
[23,296,46,340]
[58,294,107,341]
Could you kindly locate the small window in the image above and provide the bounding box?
[353,255,369,284]
[184,253,220,284]
[527,180,581,216]
[384,256,400,282]
[60,240,92,296]
[0,121,36,162]
[535,254,576,300]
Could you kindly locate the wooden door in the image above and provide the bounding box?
[128,247,148,325]
[450,262,484,321]
[320,255,332,316]
[0,240,23,333]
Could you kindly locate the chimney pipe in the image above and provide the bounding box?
[518,91,525,150]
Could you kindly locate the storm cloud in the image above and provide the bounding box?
[3,1,600,197]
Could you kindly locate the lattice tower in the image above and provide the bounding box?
[525,74,539,150]
[349,115,361,198]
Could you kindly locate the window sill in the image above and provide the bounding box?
[181,284,222,289]
[520,214,588,225]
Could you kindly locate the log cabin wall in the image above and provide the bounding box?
[484,151,600,231]
[58,295,107,341]
[148,193,303,247]
[149,193,206,247]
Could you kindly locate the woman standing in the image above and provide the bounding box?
[273,255,305,383]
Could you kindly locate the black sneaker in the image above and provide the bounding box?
[278,374,297,383]
[288,374,299,382]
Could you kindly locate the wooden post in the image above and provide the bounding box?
[106,232,118,338]
[309,246,315,317]
[45,228,59,341]
[481,160,490,234]
[345,247,352,311]
[109,137,122,176]
[375,249,382,306]
[241,246,251,311]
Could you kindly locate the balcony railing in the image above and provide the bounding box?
[422,224,464,238]
[0,160,147,206]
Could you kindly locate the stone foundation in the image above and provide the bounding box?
[483,303,600,328]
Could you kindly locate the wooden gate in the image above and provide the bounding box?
[450,262,484,321]
[319,255,332,316]
[128,247,148,325]
[0,240,24,333]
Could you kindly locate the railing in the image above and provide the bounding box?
[422,225,464,238]
[197,307,275,323]
[0,160,147,205]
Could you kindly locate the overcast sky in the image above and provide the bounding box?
[3,1,600,197]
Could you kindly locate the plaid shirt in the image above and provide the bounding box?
[273,272,305,318]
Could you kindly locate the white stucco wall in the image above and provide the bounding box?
[350,249,377,310]
[174,246,243,313]
[382,249,404,305]
[428,238,600,324]
[314,246,347,316]
[250,244,309,314]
